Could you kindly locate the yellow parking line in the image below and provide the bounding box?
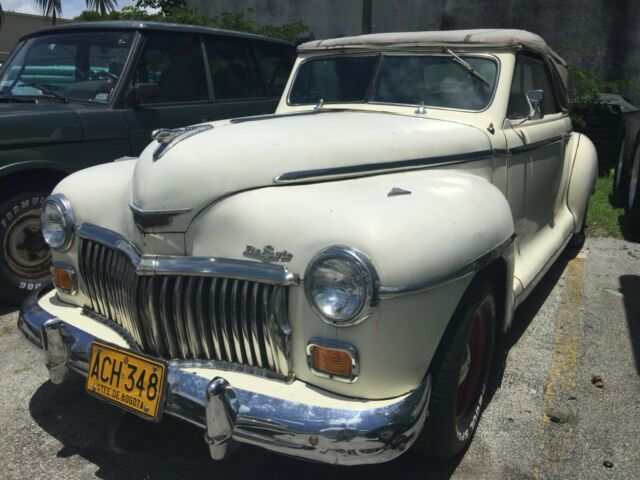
[533,256,586,479]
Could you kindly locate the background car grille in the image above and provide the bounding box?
[78,238,290,374]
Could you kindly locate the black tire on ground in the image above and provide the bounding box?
[413,275,496,460]
[625,144,640,234]
[611,133,629,207]
[0,192,51,305]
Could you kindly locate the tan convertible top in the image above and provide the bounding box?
[299,29,568,88]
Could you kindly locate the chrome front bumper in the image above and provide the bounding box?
[18,288,431,466]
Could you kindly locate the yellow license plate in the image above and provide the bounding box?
[86,342,166,421]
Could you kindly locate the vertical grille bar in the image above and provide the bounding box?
[172,276,191,359]
[159,276,179,358]
[208,278,223,361]
[249,282,264,368]
[230,280,245,364]
[185,277,204,359]
[195,277,214,359]
[240,281,255,366]
[219,279,234,362]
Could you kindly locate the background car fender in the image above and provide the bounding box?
[566,132,598,230]
[186,169,516,398]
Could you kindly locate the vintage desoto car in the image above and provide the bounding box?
[19,29,596,465]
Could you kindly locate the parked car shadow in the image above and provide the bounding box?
[618,275,640,374]
[29,375,461,480]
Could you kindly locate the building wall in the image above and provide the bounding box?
[187,0,640,84]
[0,12,71,61]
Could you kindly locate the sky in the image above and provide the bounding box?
[2,0,139,19]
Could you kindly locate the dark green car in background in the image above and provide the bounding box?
[0,21,295,304]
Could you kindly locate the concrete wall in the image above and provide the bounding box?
[0,12,71,61]
[187,0,640,84]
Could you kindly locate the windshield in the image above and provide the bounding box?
[0,31,134,104]
[289,53,499,111]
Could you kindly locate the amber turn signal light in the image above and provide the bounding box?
[52,264,76,294]
[309,344,356,380]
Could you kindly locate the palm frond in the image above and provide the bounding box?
[86,0,118,16]
[35,0,62,24]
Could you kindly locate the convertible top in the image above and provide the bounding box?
[299,29,568,88]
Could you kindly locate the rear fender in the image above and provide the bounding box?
[567,133,598,230]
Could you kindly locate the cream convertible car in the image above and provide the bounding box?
[20,30,596,465]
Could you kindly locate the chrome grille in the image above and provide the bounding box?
[78,238,290,374]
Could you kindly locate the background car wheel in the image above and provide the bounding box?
[611,134,629,207]
[625,146,640,234]
[0,192,51,305]
[413,276,496,460]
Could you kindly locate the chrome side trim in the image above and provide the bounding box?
[274,149,492,183]
[379,233,517,298]
[306,338,359,383]
[75,224,299,286]
[19,289,432,466]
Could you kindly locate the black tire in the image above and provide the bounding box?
[413,276,496,460]
[611,133,629,207]
[625,145,640,234]
[0,192,51,305]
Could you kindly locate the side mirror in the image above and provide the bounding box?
[125,82,159,106]
[526,89,544,120]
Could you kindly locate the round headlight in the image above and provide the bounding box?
[40,194,74,250]
[305,246,378,326]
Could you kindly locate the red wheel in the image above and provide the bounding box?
[413,276,496,459]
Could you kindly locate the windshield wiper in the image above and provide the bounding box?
[445,48,491,87]
[17,82,69,103]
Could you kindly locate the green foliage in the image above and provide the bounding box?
[134,0,186,15]
[74,5,309,43]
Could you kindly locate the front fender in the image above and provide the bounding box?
[187,170,514,290]
[186,169,515,399]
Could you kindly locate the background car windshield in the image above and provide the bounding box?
[0,31,133,103]
[290,54,498,110]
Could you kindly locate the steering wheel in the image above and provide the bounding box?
[87,69,119,81]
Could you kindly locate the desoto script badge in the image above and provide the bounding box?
[243,245,293,263]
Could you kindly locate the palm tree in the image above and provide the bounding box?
[0,0,118,27]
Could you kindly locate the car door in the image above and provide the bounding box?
[504,53,572,291]
[123,31,216,154]
[202,36,282,119]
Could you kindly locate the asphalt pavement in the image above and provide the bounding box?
[1,236,638,480]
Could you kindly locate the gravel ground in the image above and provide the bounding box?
[0,236,638,480]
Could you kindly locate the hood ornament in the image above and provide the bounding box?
[244,245,293,263]
[151,124,213,161]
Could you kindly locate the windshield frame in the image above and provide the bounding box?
[0,29,139,107]
[287,51,501,113]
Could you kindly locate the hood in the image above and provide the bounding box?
[0,100,85,146]
[131,110,491,230]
